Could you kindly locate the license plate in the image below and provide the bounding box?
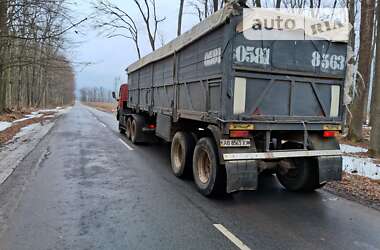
[220,139,251,148]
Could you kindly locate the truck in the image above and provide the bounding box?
[114,2,346,197]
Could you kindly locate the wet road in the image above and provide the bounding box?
[1,103,380,250]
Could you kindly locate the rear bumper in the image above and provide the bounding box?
[223,150,342,161]
[224,151,343,193]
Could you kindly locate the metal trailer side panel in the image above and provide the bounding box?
[128,25,227,123]
[128,71,139,109]
[152,56,175,115]
[138,64,153,112]
[176,26,225,120]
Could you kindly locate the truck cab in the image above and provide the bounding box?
[115,84,128,122]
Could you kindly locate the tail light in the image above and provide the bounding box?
[147,124,156,129]
[230,130,250,138]
[323,131,337,138]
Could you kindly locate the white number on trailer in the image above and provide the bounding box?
[311,51,345,71]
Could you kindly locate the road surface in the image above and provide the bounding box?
[1,103,380,250]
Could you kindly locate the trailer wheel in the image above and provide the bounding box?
[170,132,195,178]
[193,137,225,196]
[276,141,321,192]
[276,157,318,191]
[126,117,132,139]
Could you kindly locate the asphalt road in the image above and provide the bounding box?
[1,103,380,250]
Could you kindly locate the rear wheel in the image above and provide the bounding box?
[193,137,225,196]
[126,117,132,139]
[170,132,195,178]
[276,142,321,192]
[276,157,320,191]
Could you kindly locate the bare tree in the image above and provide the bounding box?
[189,0,224,21]
[370,0,380,157]
[348,0,376,141]
[94,0,165,57]
[177,0,185,36]
[80,86,114,103]
[133,0,166,51]
[94,0,141,59]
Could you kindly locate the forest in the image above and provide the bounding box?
[0,0,76,113]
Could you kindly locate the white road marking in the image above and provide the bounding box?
[213,224,251,250]
[100,122,107,128]
[119,138,134,151]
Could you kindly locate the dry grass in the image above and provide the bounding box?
[83,102,117,113]
[0,109,35,122]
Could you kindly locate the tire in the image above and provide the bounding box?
[276,142,322,192]
[276,157,320,192]
[170,132,195,178]
[192,137,225,196]
[119,124,126,134]
[130,115,144,144]
[126,117,132,139]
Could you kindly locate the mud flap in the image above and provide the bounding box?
[317,156,342,184]
[225,160,258,193]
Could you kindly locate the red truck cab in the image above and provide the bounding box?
[114,84,128,121]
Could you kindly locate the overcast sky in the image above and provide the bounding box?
[67,0,199,91]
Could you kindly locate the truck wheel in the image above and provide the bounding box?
[130,116,144,144]
[276,157,320,192]
[119,124,126,134]
[192,137,225,196]
[126,117,132,139]
[171,132,195,178]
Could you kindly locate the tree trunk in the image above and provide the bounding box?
[177,0,185,36]
[348,0,375,142]
[370,2,380,126]
[255,0,261,7]
[213,0,218,12]
[276,0,281,8]
[369,0,380,157]
[365,6,378,125]
[0,0,8,113]
[348,0,355,50]
[204,0,208,18]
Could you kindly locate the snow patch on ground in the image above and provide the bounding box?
[4,107,66,125]
[0,106,72,185]
[340,144,368,153]
[339,144,379,180]
[343,156,380,180]
[0,122,55,185]
[0,122,12,132]
[13,123,40,139]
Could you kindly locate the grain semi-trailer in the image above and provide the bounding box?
[115,2,347,196]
